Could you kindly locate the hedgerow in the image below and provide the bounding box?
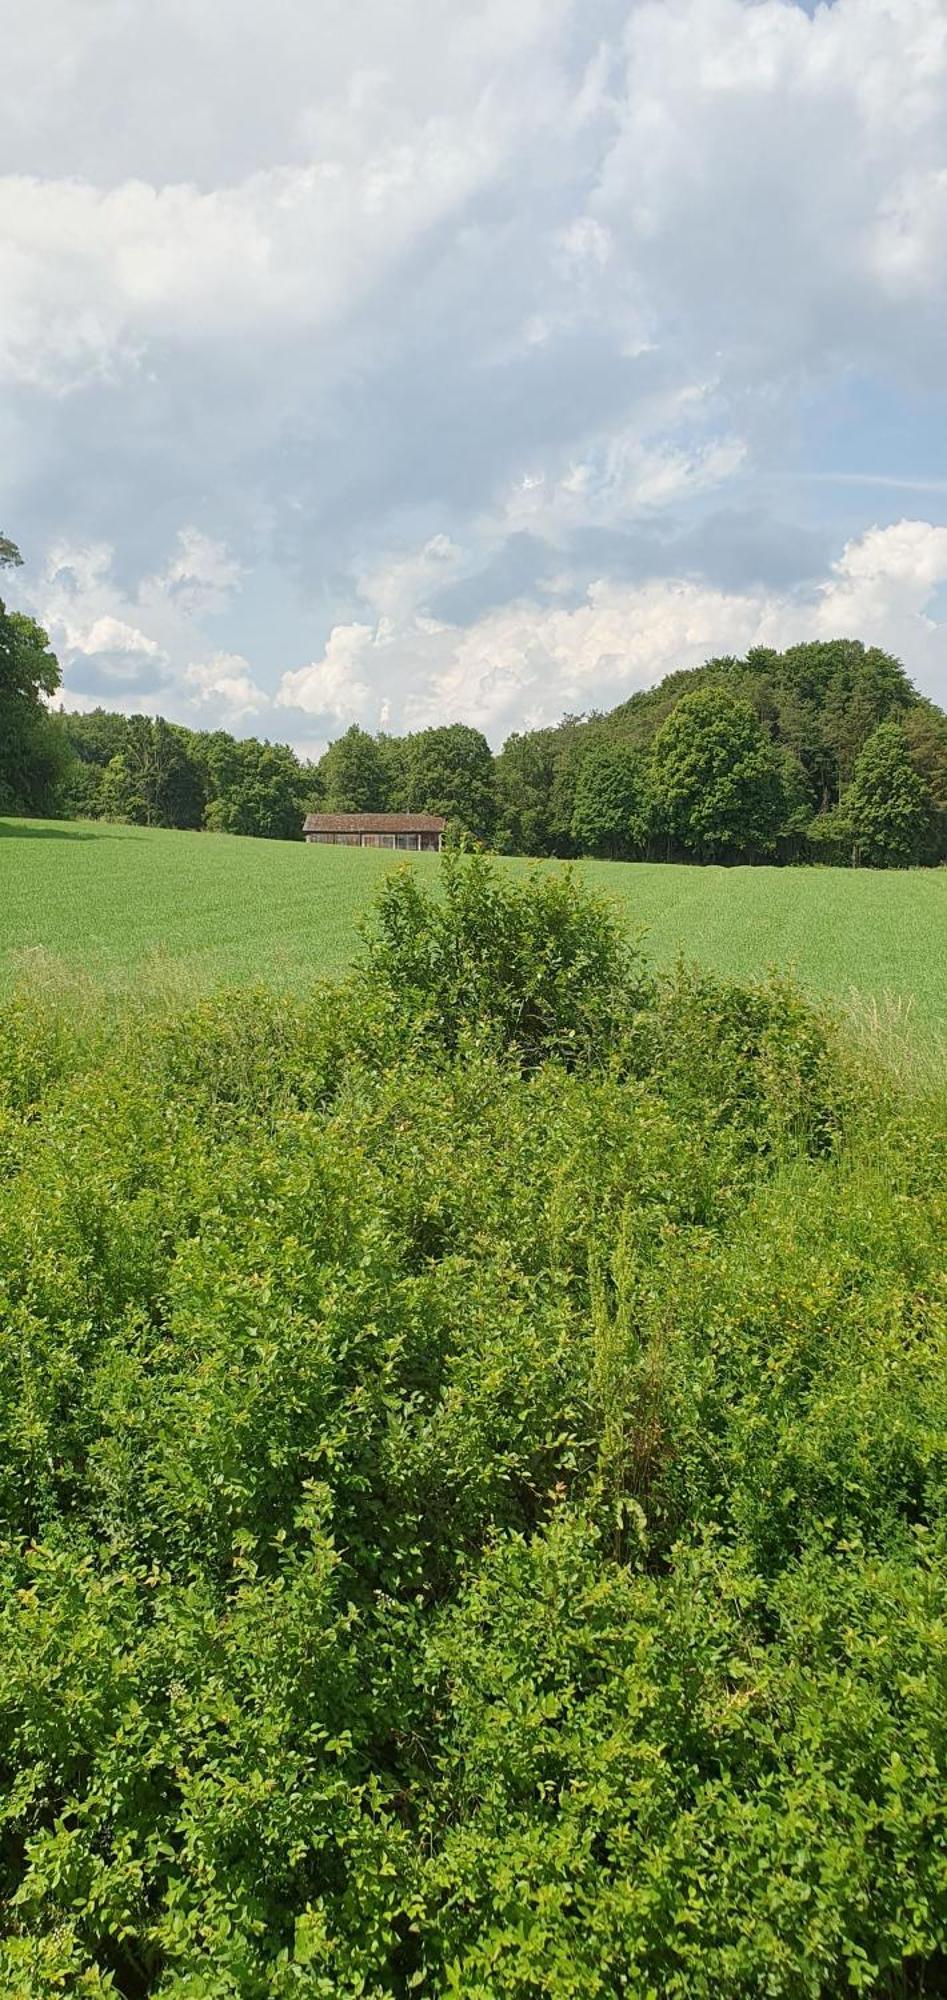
[0,858,945,1995]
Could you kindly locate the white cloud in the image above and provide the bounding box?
[78,615,165,659]
[184,653,266,721]
[0,0,580,394]
[358,533,463,619]
[274,519,947,745]
[500,426,747,538]
[148,528,243,614]
[26,528,249,719]
[593,0,947,383]
[4,0,947,754]
[277,624,377,724]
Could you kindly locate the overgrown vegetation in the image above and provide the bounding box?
[1,856,946,1995]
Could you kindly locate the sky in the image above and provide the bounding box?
[2,0,947,757]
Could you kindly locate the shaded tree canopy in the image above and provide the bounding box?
[318,725,390,813]
[841,722,935,868]
[60,710,315,839]
[570,741,647,859]
[0,536,70,815]
[398,723,497,844]
[649,687,787,860]
[493,638,945,865]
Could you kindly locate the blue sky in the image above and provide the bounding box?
[2,0,946,753]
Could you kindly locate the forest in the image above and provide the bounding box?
[4,533,947,865]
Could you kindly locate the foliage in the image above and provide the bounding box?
[317,724,390,812]
[841,721,936,868]
[61,711,313,839]
[200,738,310,840]
[649,686,787,859]
[364,851,647,1066]
[0,855,945,1991]
[495,727,565,855]
[0,593,71,817]
[396,723,498,845]
[569,740,648,858]
[493,639,946,864]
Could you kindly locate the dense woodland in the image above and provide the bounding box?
[4,533,947,864]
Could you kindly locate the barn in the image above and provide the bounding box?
[303,812,446,851]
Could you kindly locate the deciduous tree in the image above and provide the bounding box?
[318,725,391,812]
[570,741,648,858]
[841,722,934,868]
[649,686,786,860]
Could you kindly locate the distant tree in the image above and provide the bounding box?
[0,594,72,816]
[401,723,497,845]
[902,703,947,811]
[495,729,560,854]
[902,703,947,862]
[99,750,147,824]
[59,758,107,820]
[154,721,205,829]
[205,739,310,841]
[774,748,816,849]
[649,687,786,860]
[377,732,410,810]
[63,707,132,772]
[841,722,934,868]
[318,726,391,812]
[496,637,924,854]
[570,742,648,858]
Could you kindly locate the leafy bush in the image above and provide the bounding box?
[363,849,647,1067]
[0,858,945,1993]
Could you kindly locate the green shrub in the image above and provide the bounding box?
[0,860,944,1992]
[363,850,648,1068]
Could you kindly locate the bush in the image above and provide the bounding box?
[363,850,648,1068]
[0,865,945,1992]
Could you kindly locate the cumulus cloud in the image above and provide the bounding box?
[278,625,377,727]
[3,0,947,745]
[275,520,947,744]
[184,653,267,722]
[27,529,250,724]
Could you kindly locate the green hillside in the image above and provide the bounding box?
[2,817,946,1046]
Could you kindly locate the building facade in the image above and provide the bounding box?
[303,812,446,851]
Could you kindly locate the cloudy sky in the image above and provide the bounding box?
[2,0,947,755]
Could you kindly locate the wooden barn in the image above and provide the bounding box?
[303,812,446,851]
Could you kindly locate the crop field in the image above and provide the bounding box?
[2,814,945,1044]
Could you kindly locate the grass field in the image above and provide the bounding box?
[2,815,945,1044]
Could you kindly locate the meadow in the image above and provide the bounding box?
[2,817,946,1048]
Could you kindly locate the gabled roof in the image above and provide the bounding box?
[303,811,447,833]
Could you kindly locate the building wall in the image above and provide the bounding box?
[305,829,443,849]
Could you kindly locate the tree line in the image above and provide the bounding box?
[3,530,947,864]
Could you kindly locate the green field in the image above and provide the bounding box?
[2,815,945,1041]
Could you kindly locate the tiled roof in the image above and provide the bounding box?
[303,812,447,833]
